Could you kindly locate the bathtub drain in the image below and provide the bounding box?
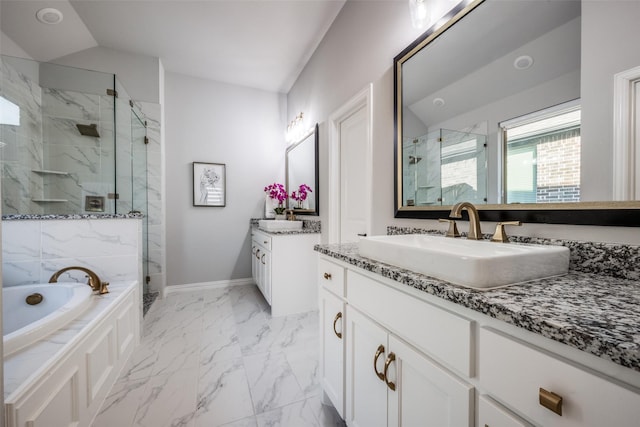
[26,293,44,305]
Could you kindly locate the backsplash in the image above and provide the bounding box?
[387,226,640,281]
[2,218,143,286]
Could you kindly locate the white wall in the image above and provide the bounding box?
[580,0,640,201]
[52,46,161,103]
[0,30,32,59]
[287,0,640,245]
[164,72,286,287]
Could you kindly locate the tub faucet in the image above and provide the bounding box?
[449,202,482,240]
[49,266,109,294]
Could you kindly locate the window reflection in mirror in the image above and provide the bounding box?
[502,102,581,204]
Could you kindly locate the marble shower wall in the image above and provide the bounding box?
[42,88,115,214]
[0,57,44,215]
[1,218,142,287]
[0,57,117,215]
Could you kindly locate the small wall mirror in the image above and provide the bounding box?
[286,123,319,215]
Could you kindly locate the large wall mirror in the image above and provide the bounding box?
[394,0,640,226]
[286,123,319,215]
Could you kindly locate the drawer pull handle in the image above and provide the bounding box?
[373,345,385,381]
[383,352,396,391]
[261,254,266,265]
[333,312,342,339]
[323,272,332,280]
[539,388,563,416]
[264,241,268,244]
[256,249,261,259]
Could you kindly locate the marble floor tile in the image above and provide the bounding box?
[133,368,198,427]
[243,351,303,414]
[255,399,319,427]
[92,285,341,427]
[195,358,254,427]
[92,378,149,427]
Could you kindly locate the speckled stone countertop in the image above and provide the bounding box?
[315,241,640,372]
[250,218,321,235]
[2,213,144,221]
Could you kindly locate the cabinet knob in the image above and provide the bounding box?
[333,312,343,339]
[264,241,268,244]
[539,387,563,416]
[383,352,396,391]
[323,272,332,280]
[373,345,385,381]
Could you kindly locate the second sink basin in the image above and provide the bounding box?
[358,234,569,289]
[258,219,303,232]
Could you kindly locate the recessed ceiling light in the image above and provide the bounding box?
[36,8,63,25]
[514,55,534,70]
[433,97,445,107]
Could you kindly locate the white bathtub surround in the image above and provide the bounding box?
[2,218,143,287]
[4,281,140,427]
[92,285,344,427]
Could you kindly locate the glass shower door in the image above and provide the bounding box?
[131,108,149,294]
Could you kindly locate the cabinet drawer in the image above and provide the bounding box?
[479,328,640,427]
[319,257,345,297]
[347,270,473,377]
[252,229,271,250]
[478,394,532,427]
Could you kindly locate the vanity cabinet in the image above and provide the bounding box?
[320,288,346,417]
[251,228,319,317]
[318,253,640,427]
[479,328,640,427]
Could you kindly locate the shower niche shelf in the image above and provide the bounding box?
[31,169,70,176]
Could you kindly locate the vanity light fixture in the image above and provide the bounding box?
[285,112,312,144]
[409,0,429,29]
[36,8,64,25]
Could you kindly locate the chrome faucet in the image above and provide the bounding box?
[449,202,482,240]
[49,266,110,294]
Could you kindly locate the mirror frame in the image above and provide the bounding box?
[393,0,640,227]
[285,123,320,215]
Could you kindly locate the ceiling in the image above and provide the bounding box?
[0,0,347,93]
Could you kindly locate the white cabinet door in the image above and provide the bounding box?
[321,289,345,417]
[387,335,474,427]
[346,306,389,427]
[259,248,271,304]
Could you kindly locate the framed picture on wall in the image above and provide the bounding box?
[193,162,226,207]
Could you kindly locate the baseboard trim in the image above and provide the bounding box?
[163,278,255,297]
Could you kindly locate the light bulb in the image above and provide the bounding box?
[409,0,429,29]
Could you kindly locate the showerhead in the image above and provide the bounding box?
[76,123,100,137]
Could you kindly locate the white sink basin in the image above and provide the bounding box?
[258,219,303,232]
[358,234,569,289]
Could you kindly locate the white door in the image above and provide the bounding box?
[340,106,368,242]
[635,80,640,199]
[320,289,345,417]
[387,335,474,427]
[345,306,388,427]
[328,84,372,244]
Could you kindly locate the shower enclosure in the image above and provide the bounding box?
[0,54,153,296]
[403,128,488,206]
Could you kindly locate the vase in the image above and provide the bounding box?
[275,214,286,220]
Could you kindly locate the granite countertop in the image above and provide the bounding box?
[315,242,640,372]
[2,213,144,221]
[250,217,321,235]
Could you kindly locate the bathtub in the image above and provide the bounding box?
[3,283,93,356]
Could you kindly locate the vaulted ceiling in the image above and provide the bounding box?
[0,0,347,92]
